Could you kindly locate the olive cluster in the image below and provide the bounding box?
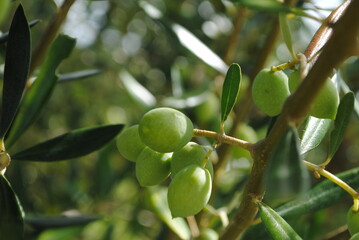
[116,107,213,218]
[252,69,339,119]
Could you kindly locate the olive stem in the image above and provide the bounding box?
[193,129,254,151]
[304,160,359,200]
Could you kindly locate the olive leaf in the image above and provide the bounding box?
[329,92,354,159]
[300,116,332,154]
[258,202,302,240]
[0,5,31,139]
[0,19,39,44]
[276,166,359,217]
[221,63,241,122]
[146,186,191,240]
[12,124,124,161]
[58,69,102,82]
[238,0,290,13]
[264,127,310,205]
[6,34,76,148]
[0,174,24,240]
[279,13,295,58]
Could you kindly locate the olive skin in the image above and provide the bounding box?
[116,125,146,162]
[171,142,214,177]
[135,147,172,187]
[252,69,290,116]
[168,165,212,218]
[139,108,193,153]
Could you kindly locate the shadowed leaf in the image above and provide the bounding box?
[12,124,124,161]
[58,69,102,82]
[0,5,31,139]
[221,63,241,122]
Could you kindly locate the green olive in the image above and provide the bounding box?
[168,165,212,218]
[350,233,359,240]
[171,142,214,177]
[232,124,257,161]
[309,79,339,119]
[139,107,194,153]
[288,70,301,93]
[135,147,172,187]
[347,206,359,236]
[252,69,290,116]
[116,125,146,162]
[198,228,219,240]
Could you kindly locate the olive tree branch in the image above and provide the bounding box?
[219,0,359,239]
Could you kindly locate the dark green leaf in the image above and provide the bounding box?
[146,186,190,240]
[258,202,302,240]
[300,116,332,154]
[0,19,39,44]
[276,167,359,217]
[221,63,241,122]
[329,92,354,159]
[0,5,31,139]
[12,124,124,161]
[265,127,311,205]
[6,34,76,148]
[25,215,100,231]
[0,174,24,239]
[58,69,102,82]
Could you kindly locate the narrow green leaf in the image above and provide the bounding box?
[220,63,241,122]
[25,215,100,231]
[329,92,354,159]
[276,167,359,217]
[0,5,31,139]
[339,77,359,118]
[300,116,332,154]
[265,127,310,205]
[119,70,156,110]
[146,186,191,240]
[12,124,124,161]
[58,69,102,82]
[258,202,302,240]
[279,13,295,58]
[6,34,76,148]
[239,0,291,13]
[0,175,24,239]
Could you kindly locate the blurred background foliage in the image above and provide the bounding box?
[0,0,358,239]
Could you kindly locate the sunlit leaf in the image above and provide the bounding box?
[265,127,310,205]
[6,34,76,148]
[0,5,31,139]
[258,202,302,240]
[0,175,24,239]
[58,69,102,82]
[300,116,332,154]
[146,186,191,240]
[329,92,354,159]
[276,167,359,217]
[119,70,156,110]
[171,23,228,73]
[220,63,241,122]
[12,124,124,161]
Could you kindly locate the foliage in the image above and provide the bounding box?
[0,1,358,240]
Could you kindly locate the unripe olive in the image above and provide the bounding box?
[347,206,359,236]
[116,125,146,162]
[168,165,212,218]
[288,70,301,92]
[198,228,219,240]
[252,69,290,116]
[139,107,193,153]
[135,147,172,187]
[310,79,339,119]
[171,142,214,177]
